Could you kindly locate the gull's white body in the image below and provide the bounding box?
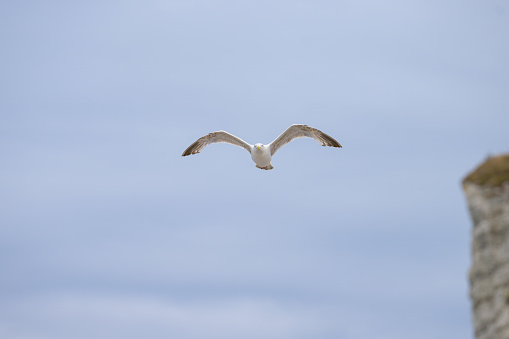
[182,124,342,170]
[251,144,273,170]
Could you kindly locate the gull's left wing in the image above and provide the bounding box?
[268,124,342,156]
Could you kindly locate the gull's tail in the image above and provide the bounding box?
[256,163,274,170]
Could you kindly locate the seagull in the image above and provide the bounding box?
[182,124,342,170]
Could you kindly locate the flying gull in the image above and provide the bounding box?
[182,124,342,170]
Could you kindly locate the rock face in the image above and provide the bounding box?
[463,155,509,339]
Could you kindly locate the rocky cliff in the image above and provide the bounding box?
[463,154,509,339]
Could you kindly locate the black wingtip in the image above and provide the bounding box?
[320,132,342,148]
[182,140,201,157]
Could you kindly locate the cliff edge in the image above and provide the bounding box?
[463,154,509,339]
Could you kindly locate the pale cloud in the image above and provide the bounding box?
[2,294,333,339]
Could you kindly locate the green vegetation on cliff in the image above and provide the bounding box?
[463,154,509,187]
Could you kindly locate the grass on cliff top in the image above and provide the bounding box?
[463,154,509,187]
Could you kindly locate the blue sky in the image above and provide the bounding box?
[1,1,508,338]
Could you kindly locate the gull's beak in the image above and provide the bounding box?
[256,145,261,149]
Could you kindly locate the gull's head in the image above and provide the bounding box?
[255,143,262,150]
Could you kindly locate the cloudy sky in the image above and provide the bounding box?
[1,1,508,338]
